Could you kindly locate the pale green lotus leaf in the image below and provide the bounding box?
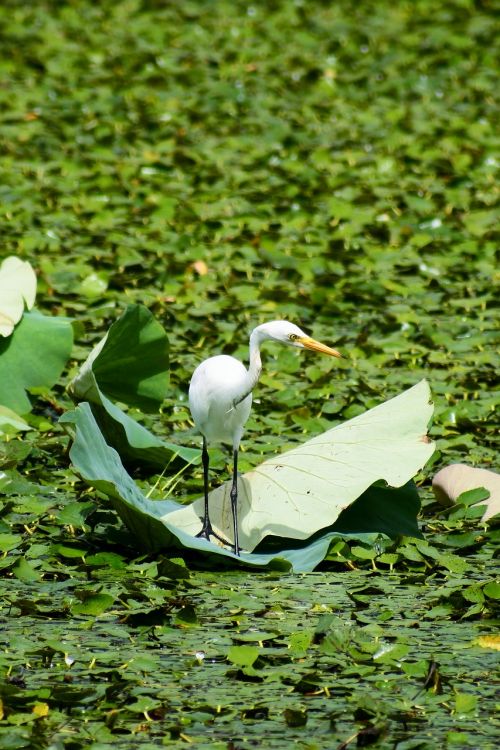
[61,401,418,572]
[166,380,434,550]
[0,256,37,337]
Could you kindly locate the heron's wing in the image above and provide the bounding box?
[189,355,251,444]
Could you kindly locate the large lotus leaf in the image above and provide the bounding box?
[85,391,199,468]
[0,256,37,337]
[165,380,434,550]
[62,380,432,568]
[322,480,422,539]
[61,402,407,572]
[69,304,170,412]
[68,304,198,468]
[0,310,73,414]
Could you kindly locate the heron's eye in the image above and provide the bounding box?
[289,333,298,341]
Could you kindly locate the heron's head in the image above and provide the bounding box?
[254,320,342,358]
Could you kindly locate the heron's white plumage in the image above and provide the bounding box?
[189,354,252,447]
[251,320,307,346]
[188,320,342,554]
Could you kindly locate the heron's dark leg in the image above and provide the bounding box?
[230,449,240,556]
[196,437,214,537]
[196,438,231,547]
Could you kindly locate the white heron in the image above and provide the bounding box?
[188,320,342,556]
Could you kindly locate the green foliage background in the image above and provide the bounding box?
[0,1,498,748]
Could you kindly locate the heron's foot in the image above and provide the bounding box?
[196,521,232,549]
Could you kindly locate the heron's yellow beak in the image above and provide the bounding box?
[298,336,342,358]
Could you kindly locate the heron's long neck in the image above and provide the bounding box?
[234,329,264,405]
[246,331,263,391]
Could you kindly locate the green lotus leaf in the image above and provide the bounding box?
[69,304,170,412]
[67,304,198,468]
[0,310,73,414]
